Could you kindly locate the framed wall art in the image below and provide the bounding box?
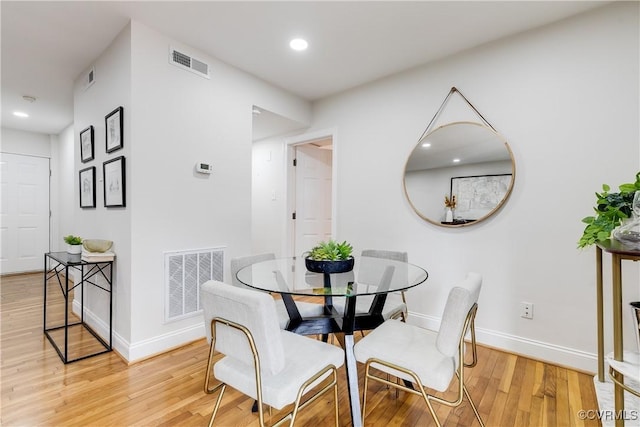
[105,106,123,153]
[103,156,126,207]
[79,166,96,208]
[80,125,94,163]
[450,174,512,220]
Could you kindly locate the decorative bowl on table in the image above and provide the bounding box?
[305,257,354,274]
[82,239,113,253]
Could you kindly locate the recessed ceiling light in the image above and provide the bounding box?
[13,111,29,118]
[452,158,461,163]
[289,38,308,51]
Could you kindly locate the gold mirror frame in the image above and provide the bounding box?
[403,121,516,228]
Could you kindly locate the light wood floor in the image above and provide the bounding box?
[1,272,600,426]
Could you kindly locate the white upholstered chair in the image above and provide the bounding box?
[333,249,409,321]
[230,253,324,329]
[354,272,484,426]
[200,280,344,427]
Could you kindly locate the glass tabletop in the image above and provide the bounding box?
[236,256,428,297]
[46,251,114,265]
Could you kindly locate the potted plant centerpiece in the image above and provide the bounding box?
[64,235,83,254]
[305,239,354,273]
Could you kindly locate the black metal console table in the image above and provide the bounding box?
[43,252,113,363]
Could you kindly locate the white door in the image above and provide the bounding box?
[0,153,50,274]
[294,144,332,256]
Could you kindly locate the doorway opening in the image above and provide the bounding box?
[250,107,336,257]
[285,130,336,257]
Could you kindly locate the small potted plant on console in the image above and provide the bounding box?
[305,239,354,273]
[64,235,83,254]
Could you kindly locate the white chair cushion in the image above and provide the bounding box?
[332,293,406,320]
[231,253,325,329]
[354,319,455,392]
[201,280,286,376]
[215,330,345,409]
[230,253,276,288]
[436,273,482,357]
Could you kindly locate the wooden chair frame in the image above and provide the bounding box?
[361,303,484,427]
[204,317,339,427]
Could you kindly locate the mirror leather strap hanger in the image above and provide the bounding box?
[418,87,497,142]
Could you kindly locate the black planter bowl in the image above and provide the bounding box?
[305,257,354,274]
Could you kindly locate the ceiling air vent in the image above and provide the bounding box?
[169,47,210,79]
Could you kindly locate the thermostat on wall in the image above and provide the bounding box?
[195,162,213,174]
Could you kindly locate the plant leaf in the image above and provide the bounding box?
[581,216,595,224]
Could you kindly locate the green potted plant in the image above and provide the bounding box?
[305,239,354,273]
[578,172,640,248]
[64,235,83,254]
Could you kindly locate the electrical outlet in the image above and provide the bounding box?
[520,302,533,319]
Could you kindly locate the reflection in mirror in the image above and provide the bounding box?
[403,121,515,227]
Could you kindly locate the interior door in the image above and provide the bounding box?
[294,144,332,256]
[0,153,50,274]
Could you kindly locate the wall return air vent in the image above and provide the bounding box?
[169,47,210,79]
[164,247,224,322]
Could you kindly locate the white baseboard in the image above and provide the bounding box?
[71,299,125,354]
[126,323,205,363]
[73,300,204,363]
[409,311,598,373]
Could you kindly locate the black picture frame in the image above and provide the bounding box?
[103,156,126,208]
[79,166,96,208]
[80,125,94,163]
[105,106,123,153]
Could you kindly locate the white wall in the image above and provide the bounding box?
[70,20,311,361]
[68,20,313,360]
[252,136,288,256]
[49,124,75,251]
[305,3,640,371]
[1,127,51,157]
[73,24,133,347]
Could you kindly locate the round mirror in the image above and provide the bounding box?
[403,121,515,227]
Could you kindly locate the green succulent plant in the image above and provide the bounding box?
[63,235,83,245]
[578,172,640,248]
[307,239,353,261]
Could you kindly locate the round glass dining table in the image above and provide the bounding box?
[236,255,429,427]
